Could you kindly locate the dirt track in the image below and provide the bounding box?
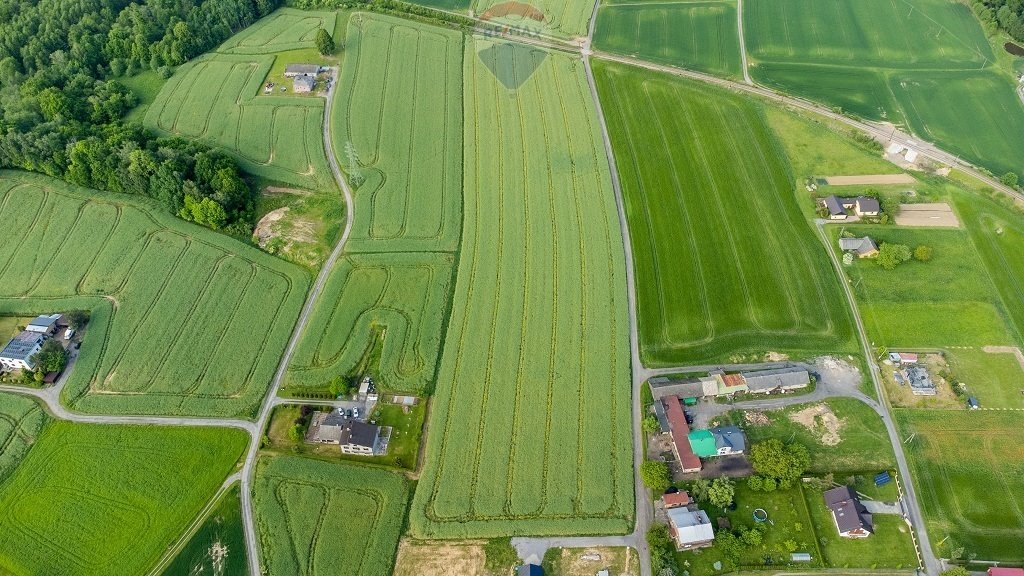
[824,174,916,185]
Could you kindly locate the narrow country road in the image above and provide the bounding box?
[240,67,356,576]
[736,0,752,85]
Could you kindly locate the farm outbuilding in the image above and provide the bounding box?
[839,236,879,258]
[664,395,702,472]
[293,75,315,93]
[284,64,320,77]
[667,507,715,549]
[740,367,810,394]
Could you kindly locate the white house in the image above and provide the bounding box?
[0,331,45,371]
[667,507,715,550]
[339,421,381,455]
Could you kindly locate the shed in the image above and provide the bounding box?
[293,75,315,93]
[741,367,810,393]
[664,396,701,472]
[26,314,62,334]
[791,553,812,562]
[968,396,979,409]
[284,64,320,76]
[649,377,705,401]
[662,490,691,509]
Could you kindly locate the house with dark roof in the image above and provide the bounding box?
[823,486,873,538]
[741,367,810,394]
[284,64,320,77]
[839,236,879,258]
[822,196,847,220]
[905,366,936,396]
[339,421,381,455]
[0,331,45,371]
[853,197,880,216]
[711,426,746,455]
[309,410,347,444]
[26,314,62,335]
[664,395,701,472]
[293,75,315,93]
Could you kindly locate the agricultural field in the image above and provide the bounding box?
[948,348,1024,409]
[0,172,308,418]
[594,0,742,79]
[730,398,896,473]
[0,421,247,576]
[393,540,488,576]
[473,0,595,38]
[331,13,463,253]
[594,61,856,365]
[897,409,1024,560]
[162,484,247,576]
[253,455,410,576]
[145,9,339,191]
[745,0,1024,176]
[410,39,633,538]
[0,394,46,482]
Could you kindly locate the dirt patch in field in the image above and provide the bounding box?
[480,1,545,22]
[823,174,916,185]
[789,403,843,446]
[394,540,488,576]
[253,206,318,266]
[262,185,311,196]
[895,203,961,228]
[764,351,790,362]
[550,547,639,576]
[983,345,1024,372]
[1005,41,1024,56]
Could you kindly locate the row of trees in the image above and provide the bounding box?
[877,242,933,270]
[0,0,284,233]
[971,0,1024,42]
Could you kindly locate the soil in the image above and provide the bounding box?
[823,174,916,185]
[1005,41,1024,57]
[553,547,639,576]
[254,207,289,246]
[262,185,311,196]
[393,540,488,576]
[253,207,318,264]
[763,351,789,362]
[789,403,843,446]
[743,410,770,426]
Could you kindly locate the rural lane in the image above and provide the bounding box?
[736,0,752,84]
[240,67,356,576]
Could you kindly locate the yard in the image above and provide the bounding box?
[948,347,1024,409]
[543,546,640,576]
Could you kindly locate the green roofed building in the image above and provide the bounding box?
[688,429,717,458]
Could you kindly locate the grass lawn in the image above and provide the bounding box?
[0,315,31,342]
[119,69,168,123]
[731,398,896,473]
[594,60,856,365]
[803,485,917,569]
[896,409,1024,560]
[948,347,1024,409]
[161,484,247,576]
[0,422,247,576]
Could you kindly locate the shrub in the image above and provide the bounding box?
[640,460,671,493]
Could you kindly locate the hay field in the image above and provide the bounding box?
[897,409,1024,560]
[594,1,742,78]
[410,39,632,538]
[331,13,463,253]
[745,0,1024,176]
[146,16,334,191]
[0,172,308,418]
[474,0,595,38]
[0,421,247,576]
[254,455,410,576]
[0,394,45,482]
[594,61,855,365]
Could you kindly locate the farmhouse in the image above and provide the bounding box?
[0,331,45,371]
[339,421,382,455]
[667,507,715,549]
[688,426,747,457]
[851,197,880,216]
[740,367,810,394]
[26,314,63,334]
[822,196,882,219]
[822,196,847,220]
[839,236,879,258]
[664,395,702,472]
[662,490,691,509]
[293,75,315,93]
[309,410,347,444]
[823,485,873,538]
[284,64,320,77]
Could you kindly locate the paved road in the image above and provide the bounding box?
[240,67,356,576]
[814,221,939,576]
[736,0,752,85]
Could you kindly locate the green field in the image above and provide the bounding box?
[410,39,632,538]
[146,9,337,191]
[594,61,855,365]
[897,409,1024,560]
[732,398,896,473]
[0,172,308,418]
[0,421,247,576]
[745,0,1024,176]
[594,1,741,78]
[948,348,1024,409]
[331,13,463,253]
[163,484,247,576]
[254,455,410,576]
[473,0,595,38]
[0,394,45,482]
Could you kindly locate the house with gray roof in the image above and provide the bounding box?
[822,196,847,219]
[26,313,63,334]
[339,421,381,455]
[741,367,810,394]
[0,331,45,371]
[667,507,715,549]
[293,75,315,93]
[839,236,879,258]
[649,376,705,401]
[710,426,746,455]
[284,64,320,77]
[823,485,873,538]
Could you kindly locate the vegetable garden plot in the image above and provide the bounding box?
[594,61,855,365]
[254,456,409,576]
[0,172,308,418]
[0,394,45,483]
[332,14,464,253]
[410,39,632,538]
[0,421,247,576]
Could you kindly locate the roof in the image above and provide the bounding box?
[721,373,746,389]
[989,569,1024,576]
[711,426,747,452]
[0,331,44,361]
[791,553,812,561]
[662,491,691,508]
[28,314,61,329]
[968,396,979,407]
[741,367,810,391]
[906,367,934,390]
[667,508,714,545]
[856,197,881,213]
[322,410,346,427]
[339,421,379,448]
[664,396,701,471]
[899,352,919,363]
[824,486,873,534]
[293,75,315,90]
[518,565,544,576]
[285,64,319,75]
[688,429,717,458]
[822,195,845,216]
[838,236,879,256]
[652,399,669,432]
[649,377,705,400]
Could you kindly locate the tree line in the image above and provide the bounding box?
[0,0,284,234]
[972,0,1024,43]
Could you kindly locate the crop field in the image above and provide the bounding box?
[219,8,337,55]
[473,0,594,38]
[744,0,1024,176]
[254,455,410,576]
[331,14,463,253]
[286,252,454,393]
[840,224,1020,348]
[594,1,741,78]
[0,421,247,576]
[0,172,308,418]
[410,39,632,538]
[594,61,855,365]
[163,484,247,576]
[0,394,45,482]
[897,409,1024,560]
[146,12,336,191]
